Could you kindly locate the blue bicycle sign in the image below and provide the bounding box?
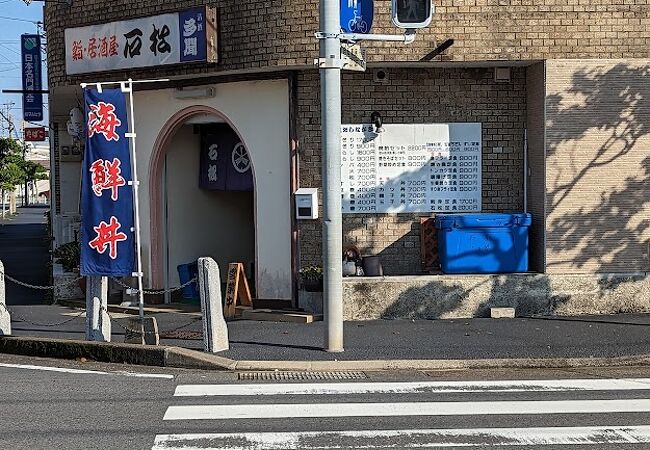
[340,0,374,34]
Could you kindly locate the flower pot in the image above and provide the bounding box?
[343,261,357,277]
[303,278,323,292]
[362,255,384,277]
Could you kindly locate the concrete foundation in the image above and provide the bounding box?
[124,317,160,346]
[85,276,111,342]
[299,290,323,315]
[343,273,650,320]
[53,264,84,301]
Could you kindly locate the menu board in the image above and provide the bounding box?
[341,123,481,213]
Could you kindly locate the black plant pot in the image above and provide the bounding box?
[303,278,323,292]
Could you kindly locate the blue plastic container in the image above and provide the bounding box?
[177,261,199,300]
[435,213,532,274]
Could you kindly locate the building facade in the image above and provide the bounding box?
[45,0,650,315]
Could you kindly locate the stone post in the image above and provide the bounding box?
[85,276,111,342]
[198,257,229,352]
[0,260,10,336]
[8,192,16,215]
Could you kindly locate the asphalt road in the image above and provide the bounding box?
[0,206,50,306]
[2,354,650,449]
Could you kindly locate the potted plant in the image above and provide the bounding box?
[299,265,323,292]
[53,240,81,273]
[53,240,84,293]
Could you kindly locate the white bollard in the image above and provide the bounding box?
[198,257,229,352]
[85,276,111,342]
[0,260,10,336]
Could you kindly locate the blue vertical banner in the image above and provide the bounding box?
[21,34,43,122]
[340,0,374,33]
[80,88,135,276]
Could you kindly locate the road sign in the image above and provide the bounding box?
[340,0,374,34]
[24,127,46,141]
[341,43,366,72]
[391,0,433,29]
[21,34,43,122]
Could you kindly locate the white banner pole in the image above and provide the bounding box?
[81,78,168,319]
[123,78,145,319]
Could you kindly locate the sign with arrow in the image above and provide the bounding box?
[341,42,366,72]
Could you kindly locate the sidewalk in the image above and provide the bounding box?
[0,206,50,306]
[6,303,650,363]
[2,207,650,368]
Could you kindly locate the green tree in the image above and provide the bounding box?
[0,138,26,218]
[21,160,48,205]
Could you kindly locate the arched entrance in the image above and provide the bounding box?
[149,106,256,294]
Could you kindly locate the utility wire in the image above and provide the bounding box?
[0,43,21,57]
[0,15,41,24]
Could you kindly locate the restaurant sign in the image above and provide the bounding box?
[64,7,217,75]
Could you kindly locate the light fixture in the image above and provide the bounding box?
[174,86,216,100]
[371,111,384,133]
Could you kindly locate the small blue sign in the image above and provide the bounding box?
[21,34,43,122]
[80,88,135,277]
[179,8,208,63]
[340,0,374,34]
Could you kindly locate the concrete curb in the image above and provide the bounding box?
[1,336,650,371]
[0,337,234,370]
[232,355,650,371]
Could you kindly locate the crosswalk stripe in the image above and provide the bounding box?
[174,378,650,397]
[152,425,650,449]
[163,398,650,420]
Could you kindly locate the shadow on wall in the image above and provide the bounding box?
[352,63,650,318]
[346,63,650,278]
[379,276,562,319]
[343,216,423,275]
[379,232,559,319]
[341,125,482,275]
[545,63,650,272]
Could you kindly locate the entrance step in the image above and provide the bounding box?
[241,308,322,323]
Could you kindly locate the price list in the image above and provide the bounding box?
[341,123,482,213]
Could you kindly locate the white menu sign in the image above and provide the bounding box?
[341,123,482,213]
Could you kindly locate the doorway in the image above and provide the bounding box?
[161,122,255,301]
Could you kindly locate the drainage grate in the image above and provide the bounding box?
[159,330,203,340]
[238,371,368,381]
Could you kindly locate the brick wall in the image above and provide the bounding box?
[44,0,320,88]
[45,0,650,87]
[364,0,650,63]
[297,67,527,274]
[545,59,650,273]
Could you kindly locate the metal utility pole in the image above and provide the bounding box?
[22,127,28,206]
[319,0,344,352]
